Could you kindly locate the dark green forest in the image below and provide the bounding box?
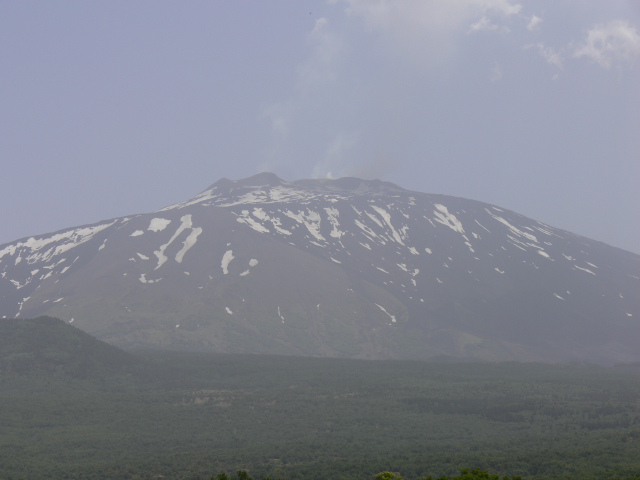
[2,318,640,479]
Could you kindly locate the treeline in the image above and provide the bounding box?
[213,469,640,480]
[2,349,640,479]
[213,469,524,480]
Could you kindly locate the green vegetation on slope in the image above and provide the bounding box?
[1,317,640,479]
[0,316,138,378]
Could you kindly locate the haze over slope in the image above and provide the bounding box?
[1,174,638,363]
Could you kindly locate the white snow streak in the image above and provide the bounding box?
[221,250,235,274]
[154,215,196,270]
[574,265,596,275]
[487,211,538,243]
[0,221,116,265]
[175,227,202,263]
[325,207,345,238]
[371,206,404,245]
[285,210,325,241]
[237,210,270,233]
[375,303,397,323]
[433,204,464,234]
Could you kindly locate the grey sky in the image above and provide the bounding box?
[1,1,639,254]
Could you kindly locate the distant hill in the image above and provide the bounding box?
[1,173,639,363]
[0,316,137,377]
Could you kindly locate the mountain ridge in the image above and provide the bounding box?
[1,174,638,364]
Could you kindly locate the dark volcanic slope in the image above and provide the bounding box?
[1,173,639,363]
[0,316,137,377]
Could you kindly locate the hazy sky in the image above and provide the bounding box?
[1,1,639,254]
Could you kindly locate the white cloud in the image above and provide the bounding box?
[337,0,523,66]
[312,131,359,179]
[296,18,341,95]
[527,14,542,32]
[468,16,500,34]
[341,0,522,33]
[574,20,640,69]
[260,18,344,171]
[533,43,563,69]
[490,62,503,82]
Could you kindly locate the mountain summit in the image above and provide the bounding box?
[1,174,639,363]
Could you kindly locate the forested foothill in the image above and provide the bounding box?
[2,317,640,479]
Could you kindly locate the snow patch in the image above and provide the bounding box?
[138,273,161,285]
[221,250,235,274]
[375,303,397,323]
[148,218,171,232]
[371,206,405,245]
[433,204,464,234]
[130,230,144,237]
[252,208,292,235]
[365,211,384,228]
[284,209,325,241]
[474,220,490,233]
[0,221,116,265]
[325,207,345,238]
[237,210,270,233]
[574,265,596,275]
[487,211,538,243]
[355,219,378,240]
[154,214,197,269]
[175,227,202,263]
